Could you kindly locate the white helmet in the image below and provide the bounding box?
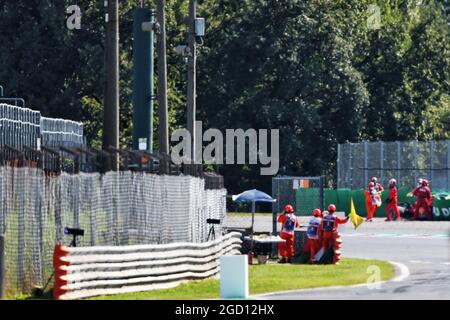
[389,178,396,186]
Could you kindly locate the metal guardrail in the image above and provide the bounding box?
[0,98,26,108]
[53,232,242,299]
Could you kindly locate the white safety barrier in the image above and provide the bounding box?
[53,232,242,300]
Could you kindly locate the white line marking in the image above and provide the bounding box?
[252,261,410,299]
[390,261,410,282]
[409,260,432,264]
[341,233,449,239]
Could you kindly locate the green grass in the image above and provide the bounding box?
[89,258,394,300]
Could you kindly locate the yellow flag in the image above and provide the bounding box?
[350,198,364,229]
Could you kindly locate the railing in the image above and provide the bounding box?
[0,144,225,188]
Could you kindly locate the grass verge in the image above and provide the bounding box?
[89,258,394,300]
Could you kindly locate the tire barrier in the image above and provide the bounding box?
[53,232,242,300]
[333,234,342,264]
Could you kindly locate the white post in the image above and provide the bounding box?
[220,255,249,299]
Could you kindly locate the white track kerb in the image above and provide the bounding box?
[252,261,410,299]
[53,232,242,300]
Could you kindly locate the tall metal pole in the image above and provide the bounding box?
[157,0,169,155]
[103,0,120,170]
[132,8,154,153]
[187,0,197,162]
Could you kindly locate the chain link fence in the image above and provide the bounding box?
[272,176,325,233]
[0,166,226,297]
[337,140,450,190]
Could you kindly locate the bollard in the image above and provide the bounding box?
[0,234,5,299]
[220,255,249,299]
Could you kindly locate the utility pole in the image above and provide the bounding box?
[103,0,120,170]
[156,0,169,155]
[187,0,196,163]
[132,7,154,153]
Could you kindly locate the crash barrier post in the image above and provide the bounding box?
[53,244,70,299]
[53,232,242,300]
[0,234,5,299]
[220,255,248,299]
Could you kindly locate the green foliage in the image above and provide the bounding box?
[0,0,448,193]
[197,0,449,192]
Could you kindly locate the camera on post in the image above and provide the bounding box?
[33,227,85,297]
[64,227,84,247]
[206,218,221,241]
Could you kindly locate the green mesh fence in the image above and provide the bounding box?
[296,188,450,220]
[295,188,323,216]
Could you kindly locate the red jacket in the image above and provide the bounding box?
[321,214,348,233]
[365,187,380,205]
[278,213,299,235]
[413,186,432,205]
[306,216,323,240]
[388,186,398,205]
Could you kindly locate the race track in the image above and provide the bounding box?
[225,215,450,300]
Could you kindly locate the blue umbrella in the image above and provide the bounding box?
[232,189,276,253]
[232,189,276,203]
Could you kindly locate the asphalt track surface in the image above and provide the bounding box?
[225,215,450,300]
